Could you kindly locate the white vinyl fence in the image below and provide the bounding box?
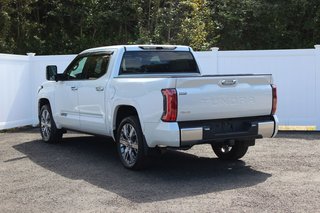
[0,53,76,130]
[1,46,320,130]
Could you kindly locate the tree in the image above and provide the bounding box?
[0,0,320,54]
[207,0,320,50]
[174,0,214,50]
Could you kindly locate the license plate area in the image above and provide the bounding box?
[202,120,253,139]
[178,116,272,141]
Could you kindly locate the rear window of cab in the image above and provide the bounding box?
[119,51,199,74]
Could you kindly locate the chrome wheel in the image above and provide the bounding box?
[117,116,149,170]
[39,104,63,143]
[119,123,139,166]
[40,108,51,141]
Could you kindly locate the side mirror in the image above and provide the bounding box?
[46,65,57,81]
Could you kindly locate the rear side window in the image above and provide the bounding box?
[120,51,199,74]
[85,55,110,80]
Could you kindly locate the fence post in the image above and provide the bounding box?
[27,53,38,127]
[210,47,219,74]
[314,45,320,130]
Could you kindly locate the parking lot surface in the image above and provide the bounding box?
[0,128,319,212]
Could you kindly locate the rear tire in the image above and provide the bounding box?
[39,104,63,143]
[116,116,149,170]
[212,142,248,160]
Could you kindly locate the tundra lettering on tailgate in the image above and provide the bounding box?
[201,96,255,106]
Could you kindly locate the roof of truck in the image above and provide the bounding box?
[80,45,191,54]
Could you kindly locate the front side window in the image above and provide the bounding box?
[64,57,88,80]
[63,54,110,80]
[120,51,199,74]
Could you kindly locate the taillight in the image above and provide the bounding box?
[271,84,277,115]
[161,88,177,122]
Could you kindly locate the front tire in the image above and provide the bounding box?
[39,104,63,143]
[212,142,249,160]
[116,116,148,170]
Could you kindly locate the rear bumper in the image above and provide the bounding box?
[179,115,278,146]
[143,115,278,148]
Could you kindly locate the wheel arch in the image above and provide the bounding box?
[38,98,51,117]
[113,105,142,138]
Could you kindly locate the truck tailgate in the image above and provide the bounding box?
[176,75,273,121]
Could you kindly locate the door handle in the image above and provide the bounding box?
[221,79,237,86]
[96,86,104,91]
[71,86,78,91]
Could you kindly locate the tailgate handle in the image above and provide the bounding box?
[221,79,237,86]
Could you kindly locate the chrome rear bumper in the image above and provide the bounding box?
[180,115,278,146]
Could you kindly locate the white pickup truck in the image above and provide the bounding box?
[38,45,278,169]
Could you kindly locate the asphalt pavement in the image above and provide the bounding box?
[0,128,319,212]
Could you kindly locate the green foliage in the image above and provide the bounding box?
[0,0,319,54]
[208,0,320,50]
[175,0,214,50]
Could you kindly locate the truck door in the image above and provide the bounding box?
[54,56,88,129]
[77,54,111,135]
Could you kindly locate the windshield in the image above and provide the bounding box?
[120,51,199,74]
